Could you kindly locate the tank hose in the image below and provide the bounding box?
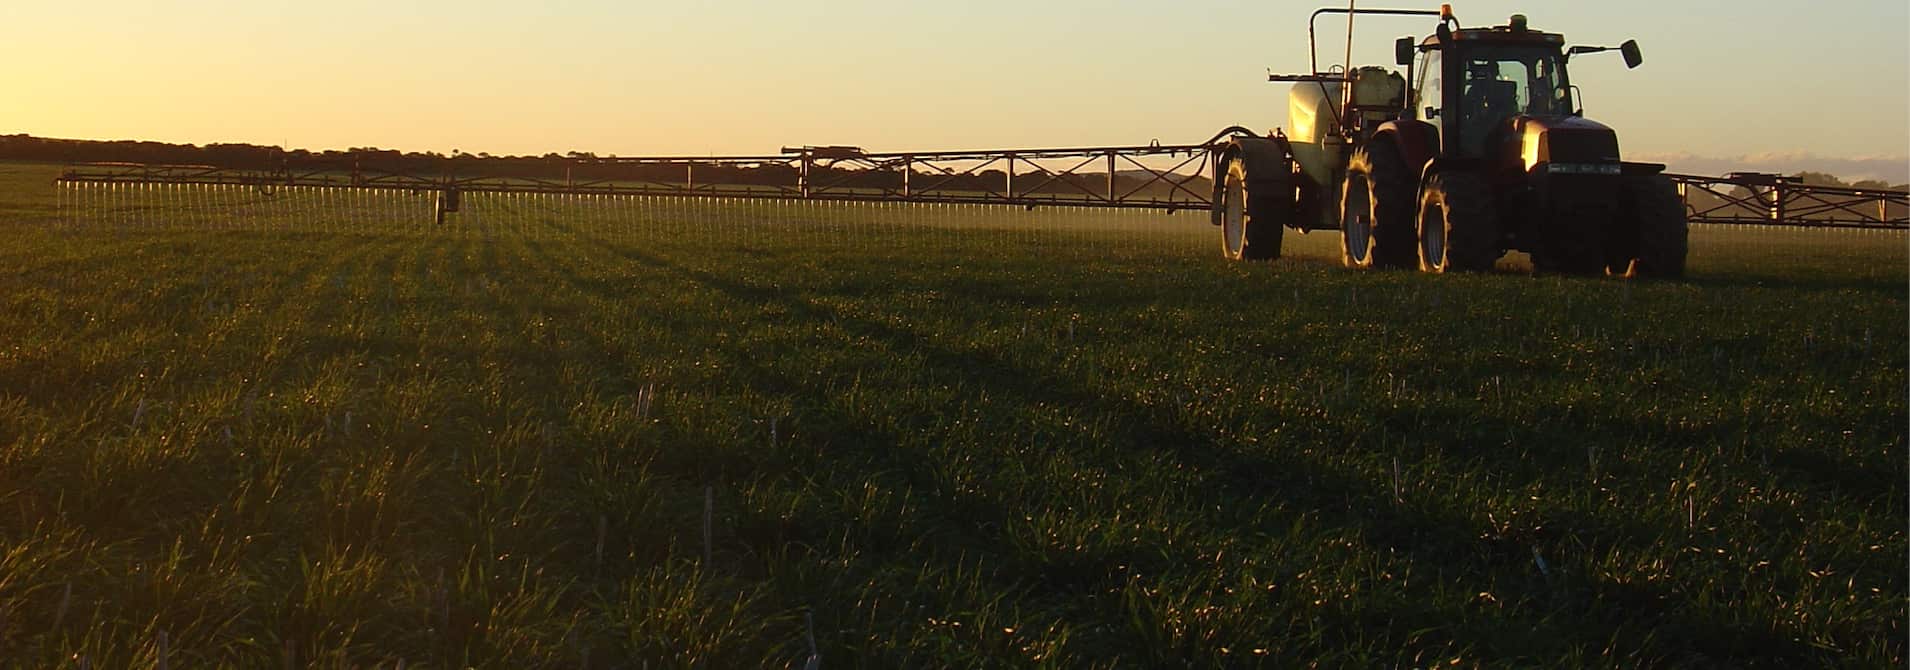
[1203,126,1264,146]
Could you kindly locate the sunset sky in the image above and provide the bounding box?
[2,1,1905,181]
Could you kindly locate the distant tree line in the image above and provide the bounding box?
[0,134,295,169]
[1783,171,1906,193]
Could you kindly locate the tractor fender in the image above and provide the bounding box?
[1372,120,1440,178]
[1621,161,1667,176]
[1229,137,1293,185]
[1418,156,1487,183]
[1417,156,1487,190]
[1412,156,1488,218]
[1210,137,1293,226]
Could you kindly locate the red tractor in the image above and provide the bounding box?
[1213,5,1687,277]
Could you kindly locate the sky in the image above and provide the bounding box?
[1,1,1906,181]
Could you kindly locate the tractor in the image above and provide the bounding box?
[1213,5,1687,277]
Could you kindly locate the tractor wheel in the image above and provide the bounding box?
[1341,139,1417,269]
[1531,195,1612,276]
[1618,175,1688,279]
[1416,171,1501,272]
[1216,146,1290,261]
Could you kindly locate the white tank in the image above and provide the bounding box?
[1287,66,1406,189]
[1288,80,1342,147]
[1288,82,1341,192]
[1288,66,1405,145]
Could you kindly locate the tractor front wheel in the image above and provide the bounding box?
[1416,171,1501,272]
[1532,196,1612,276]
[1618,175,1688,279]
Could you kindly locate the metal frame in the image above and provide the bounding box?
[1668,172,1908,229]
[53,143,1910,230]
[57,141,1228,212]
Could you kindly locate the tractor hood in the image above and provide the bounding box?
[1513,116,1621,172]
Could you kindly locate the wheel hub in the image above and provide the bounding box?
[1421,204,1447,271]
[1343,178,1372,264]
[1223,169,1246,257]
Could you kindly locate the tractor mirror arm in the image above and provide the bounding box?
[1566,40,1644,68]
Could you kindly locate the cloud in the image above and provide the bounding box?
[1633,151,1909,185]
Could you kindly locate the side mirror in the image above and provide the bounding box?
[1395,37,1416,66]
[1621,40,1643,68]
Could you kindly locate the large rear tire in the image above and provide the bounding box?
[1618,175,1688,279]
[1341,139,1417,269]
[1416,171,1501,272]
[1216,145,1290,261]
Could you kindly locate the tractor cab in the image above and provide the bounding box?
[1409,14,1574,160]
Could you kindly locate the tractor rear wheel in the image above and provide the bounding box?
[1216,146,1290,261]
[1341,139,1417,269]
[1618,175,1688,279]
[1416,171,1501,272]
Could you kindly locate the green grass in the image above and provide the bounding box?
[1,162,1905,667]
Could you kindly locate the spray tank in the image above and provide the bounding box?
[1287,66,1405,191]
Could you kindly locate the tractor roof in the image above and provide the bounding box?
[1424,15,1566,47]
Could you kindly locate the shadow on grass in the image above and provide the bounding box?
[538,230,1835,665]
[448,214,1861,664]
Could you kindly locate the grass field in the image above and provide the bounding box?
[1,161,1905,667]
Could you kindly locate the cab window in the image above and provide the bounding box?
[1456,46,1569,155]
[1414,48,1443,140]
